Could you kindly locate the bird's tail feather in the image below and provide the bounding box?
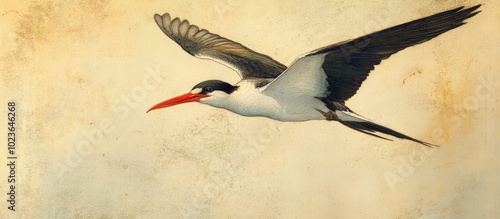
[336,110,437,147]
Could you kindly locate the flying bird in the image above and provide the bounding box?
[148,5,481,147]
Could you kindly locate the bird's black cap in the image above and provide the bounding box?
[192,80,238,94]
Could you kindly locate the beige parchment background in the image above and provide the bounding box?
[0,0,499,218]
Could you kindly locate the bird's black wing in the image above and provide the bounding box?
[154,13,287,79]
[312,5,481,102]
[263,5,481,102]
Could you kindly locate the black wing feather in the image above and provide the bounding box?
[307,5,481,102]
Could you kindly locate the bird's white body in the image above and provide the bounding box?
[199,80,329,121]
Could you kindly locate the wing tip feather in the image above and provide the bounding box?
[154,13,173,36]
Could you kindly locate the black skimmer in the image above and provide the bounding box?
[148,5,481,147]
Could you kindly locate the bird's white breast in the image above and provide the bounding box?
[200,80,328,121]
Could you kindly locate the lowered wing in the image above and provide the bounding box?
[262,5,481,102]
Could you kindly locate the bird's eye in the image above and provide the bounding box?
[205,87,214,92]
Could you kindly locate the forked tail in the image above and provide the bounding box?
[323,101,437,147]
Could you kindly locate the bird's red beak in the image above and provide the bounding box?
[147,93,209,113]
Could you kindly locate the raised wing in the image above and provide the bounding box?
[262,5,481,102]
[154,13,286,79]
